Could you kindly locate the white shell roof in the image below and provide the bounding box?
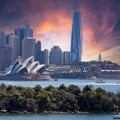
[32,64,46,73]
[6,56,46,75]
[22,56,34,67]
[27,61,39,73]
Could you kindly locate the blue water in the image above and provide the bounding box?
[0,114,114,120]
[0,78,120,93]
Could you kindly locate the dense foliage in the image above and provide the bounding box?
[0,83,119,113]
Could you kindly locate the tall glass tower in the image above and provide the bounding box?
[71,11,82,63]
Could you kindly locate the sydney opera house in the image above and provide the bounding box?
[2,56,52,80]
[6,56,45,75]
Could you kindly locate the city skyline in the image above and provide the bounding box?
[0,0,120,62]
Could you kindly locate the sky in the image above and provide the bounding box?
[0,0,120,62]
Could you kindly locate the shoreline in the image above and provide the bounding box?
[0,77,120,81]
[0,111,116,115]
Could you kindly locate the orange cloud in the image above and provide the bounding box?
[34,12,71,34]
[33,12,72,50]
[83,26,95,43]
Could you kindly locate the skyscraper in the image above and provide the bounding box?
[49,46,62,65]
[15,25,33,57]
[6,33,14,45]
[71,11,82,63]
[0,45,12,71]
[0,31,12,71]
[35,41,41,63]
[0,31,6,46]
[42,49,49,65]
[22,37,36,60]
[8,34,19,63]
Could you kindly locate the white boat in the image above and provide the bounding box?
[96,78,105,83]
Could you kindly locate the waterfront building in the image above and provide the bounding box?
[35,41,41,63]
[49,46,62,65]
[22,37,36,61]
[15,25,33,57]
[0,31,6,46]
[63,51,71,65]
[0,45,12,71]
[71,11,82,63]
[8,34,19,63]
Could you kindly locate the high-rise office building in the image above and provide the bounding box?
[63,52,71,65]
[35,41,41,63]
[0,31,6,46]
[71,11,82,63]
[22,37,36,60]
[15,28,24,57]
[0,45,12,71]
[23,24,33,37]
[15,25,33,57]
[49,46,62,65]
[6,33,14,45]
[8,34,19,63]
[41,49,49,65]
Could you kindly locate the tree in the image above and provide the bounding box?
[7,85,14,92]
[96,88,106,96]
[0,91,7,110]
[0,83,6,91]
[36,90,51,112]
[25,98,37,113]
[64,93,78,112]
[83,85,93,93]
[21,87,35,99]
[7,92,23,112]
[45,85,56,91]
[58,84,67,91]
[34,84,42,94]
[68,85,81,96]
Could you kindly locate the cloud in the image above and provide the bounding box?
[0,0,120,61]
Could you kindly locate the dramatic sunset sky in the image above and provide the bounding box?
[0,0,120,62]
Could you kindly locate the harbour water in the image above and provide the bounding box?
[0,78,120,93]
[0,113,115,120]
